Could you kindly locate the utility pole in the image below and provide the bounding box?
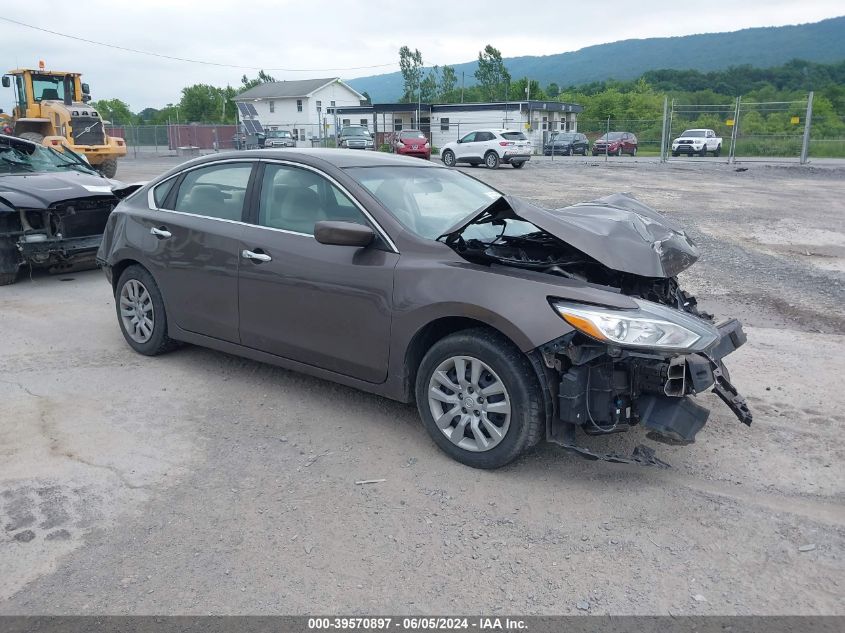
[461,72,465,104]
[659,96,668,163]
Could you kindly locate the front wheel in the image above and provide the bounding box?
[631,147,638,156]
[511,161,525,169]
[97,158,118,178]
[713,145,722,157]
[415,328,544,469]
[485,151,500,169]
[441,150,456,167]
[616,147,623,157]
[115,265,178,356]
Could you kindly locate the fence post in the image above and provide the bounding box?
[800,91,814,165]
[728,97,741,164]
[605,117,610,162]
[659,96,668,163]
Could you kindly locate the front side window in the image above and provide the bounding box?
[258,164,368,235]
[459,132,476,143]
[173,163,252,221]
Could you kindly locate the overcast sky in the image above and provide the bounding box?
[1,0,842,112]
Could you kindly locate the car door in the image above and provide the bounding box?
[140,160,254,343]
[455,132,477,161]
[237,161,398,383]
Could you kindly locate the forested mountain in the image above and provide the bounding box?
[348,16,845,102]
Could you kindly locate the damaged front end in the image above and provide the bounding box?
[441,192,752,460]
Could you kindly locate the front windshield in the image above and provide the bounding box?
[347,166,508,239]
[32,74,67,101]
[0,141,98,175]
[598,132,624,141]
[681,130,706,137]
[267,130,291,138]
[399,130,426,140]
[342,127,370,138]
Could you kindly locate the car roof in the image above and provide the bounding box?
[180,148,442,170]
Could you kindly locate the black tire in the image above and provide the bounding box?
[484,151,500,169]
[415,328,544,469]
[441,150,456,167]
[713,145,722,157]
[631,146,638,157]
[18,131,44,144]
[616,147,623,157]
[698,147,707,157]
[567,147,573,156]
[511,161,525,169]
[671,152,679,157]
[97,158,118,178]
[114,264,178,356]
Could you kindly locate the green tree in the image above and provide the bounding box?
[440,65,458,99]
[92,98,135,125]
[420,66,440,103]
[547,82,560,98]
[399,46,424,103]
[509,78,546,101]
[361,91,372,105]
[475,45,511,101]
[240,70,276,91]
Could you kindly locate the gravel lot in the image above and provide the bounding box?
[1,154,843,615]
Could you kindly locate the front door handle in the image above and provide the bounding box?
[242,249,272,263]
[150,226,172,239]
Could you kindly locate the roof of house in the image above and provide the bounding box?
[235,78,364,101]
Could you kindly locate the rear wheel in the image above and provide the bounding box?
[115,265,178,356]
[511,161,525,169]
[713,144,722,157]
[96,158,118,178]
[631,146,638,156]
[441,150,456,167]
[0,240,19,285]
[415,328,544,469]
[485,151,500,169]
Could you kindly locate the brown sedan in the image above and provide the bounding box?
[98,149,751,469]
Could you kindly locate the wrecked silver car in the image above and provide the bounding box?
[0,134,139,285]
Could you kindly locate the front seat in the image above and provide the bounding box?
[40,88,60,101]
[277,186,324,234]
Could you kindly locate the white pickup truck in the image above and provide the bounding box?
[671,128,722,157]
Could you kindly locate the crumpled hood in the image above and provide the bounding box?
[509,193,699,277]
[445,193,700,278]
[0,172,116,209]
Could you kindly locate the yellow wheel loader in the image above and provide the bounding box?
[1,62,126,177]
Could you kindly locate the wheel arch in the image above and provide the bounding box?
[110,258,149,293]
[402,315,532,403]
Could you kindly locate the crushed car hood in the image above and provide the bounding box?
[0,172,117,209]
[442,193,700,278]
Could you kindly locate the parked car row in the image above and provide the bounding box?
[542,131,640,157]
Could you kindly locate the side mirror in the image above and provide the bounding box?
[456,138,462,144]
[81,83,90,94]
[82,94,91,103]
[1,76,9,88]
[314,221,374,248]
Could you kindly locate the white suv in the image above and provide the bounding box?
[440,129,532,169]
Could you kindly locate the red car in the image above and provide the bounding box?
[392,129,431,159]
[592,132,638,156]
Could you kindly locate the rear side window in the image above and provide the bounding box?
[152,178,176,208]
[173,163,253,221]
[501,132,527,141]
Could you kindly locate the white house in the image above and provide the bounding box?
[234,78,366,144]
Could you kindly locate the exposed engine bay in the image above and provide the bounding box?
[440,193,752,461]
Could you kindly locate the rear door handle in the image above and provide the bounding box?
[150,227,172,239]
[242,249,272,263]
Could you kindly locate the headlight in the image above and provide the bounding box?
[552,298,719,352]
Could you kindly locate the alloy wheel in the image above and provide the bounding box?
[427,355,511,452]
[119,279,155,343]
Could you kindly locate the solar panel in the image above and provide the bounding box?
[246,103,259,116]
[237,102,251,117]
[243,119,256,134]
[252,121,264,134]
